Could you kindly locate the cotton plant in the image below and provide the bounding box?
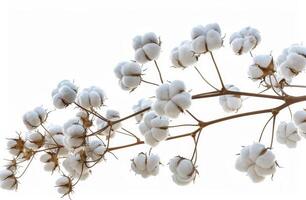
[2,22,306,199]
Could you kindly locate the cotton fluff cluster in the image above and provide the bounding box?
[191,23,223,54]
[95,109,121,138]
[131,152,160,178]
[170,41,198,68]
[77,86,106,109]
[0,169,17,190]
[55,176,72,196]
[63,118,86,149]
[230,27,261,55]
[219,84,242,112]
[169,156,197,185]
[44,125,68,155]
[235,143,276,183]
[248,55,275,80]
[85,140,106,161]
[139,112,169,147]
[293,110,306,137]
[153,80,191,118]
[276,122,301,148]
[22,106,47,130]
[52,80,78,109]
[62,150,90,180]
[133,32,161,64]
[132,98,152,123]
[7,135,25,157]
[24,132,44,150]
[277,45,306,80]
[40,152,59,172]
[114,61,142,90]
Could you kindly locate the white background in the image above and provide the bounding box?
[1,0,306,199]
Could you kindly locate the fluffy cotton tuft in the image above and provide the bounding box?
[248,55,274,80]
[235,143,276,183]
[131,152,160,178]
[63,118,86,149]
[139,111,169,147]
[0,169,17,190]
[52,80,78,109]
[170,41,198,68]
[55,176,72,196]
[276,121,301,148]
[293,110,306,133]
[191,23,223,54]
[40,152,59,172]
[7,136,25,157]
[133,98,152,123]
[153,80,191,118]
[22,106,47,130]
[77,86,106,109]
[219,84,242,112]
[229,27,261,55]
[44,124,68,155]
[169,156,197,185]
[95,109,121,138]
[114,61,142,91]
[24,132,44,150]
[133,32,161,64]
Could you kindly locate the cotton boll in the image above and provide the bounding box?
[178,42,197,67]
[286,53,306,72]
[144,132,159,146]
[114,62,142,90]
[25,132,44,150]
[132,35,143,50]
[169,80,186,98]
[77,86,106,109]
[55,176,72,196]
[176,159,196,180]
[133,32,160,63]
[23,106,47,130]
[219,85,242,112]
[191,35,207,54]
[235,157,252,172]
[62,152,89,180]
[276,122,301,148]
[164,101,181,118]
[142,43,161,61]
[86,140,106,160]
[169,156,196,185]
[229,27,261,54]
[0,169,17,190]
[152,100,167,116]
[40,152,59,172]
[131,152,160,177]
[156,83,170,100]
[169,156,181,174]
[249,143,266,162]
[95,109,121,138]
[132,98,152,123]
[7,136,25,157]
[293,110,306,132]
[191,25,206,40]
[253,55,273,69]
[52,80,78,109]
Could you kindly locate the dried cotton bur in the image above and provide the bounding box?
[2,22,306,198]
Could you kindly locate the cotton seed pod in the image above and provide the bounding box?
[235,143,276,183]
[139,111,169,147]
[63,118,86,149]
[7,136,25,157]
[276,121,301,148]
[114,61,142,91]
[85,140,106,161]
[132,98,152,123]
[95,109,121,138]
[169,156,197,185]
[0,169,18,190]
[219,84,242,112]
[62,150,90,180]
[77,86,106,109]
[24,132,45,150]
[248,55,275,80]
[133,32,161,64]
[131,152,160,178]
[52,80,78,109]
[293,110,306,132]
[40,152,59,172]
[191,23,222,53]
[153,80,191,118]
[170,41,198,68]
[263,73,289,91]
[229,27,261,55]
[55,176,72,196]
[22,106,47,130]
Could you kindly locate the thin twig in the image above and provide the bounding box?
[209,52,225,88]
[194,66,219,91]
[258,115,274,142]
[154,60,164,84]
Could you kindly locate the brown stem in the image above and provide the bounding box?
[154,60,164,84]
[209,52,225,88]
